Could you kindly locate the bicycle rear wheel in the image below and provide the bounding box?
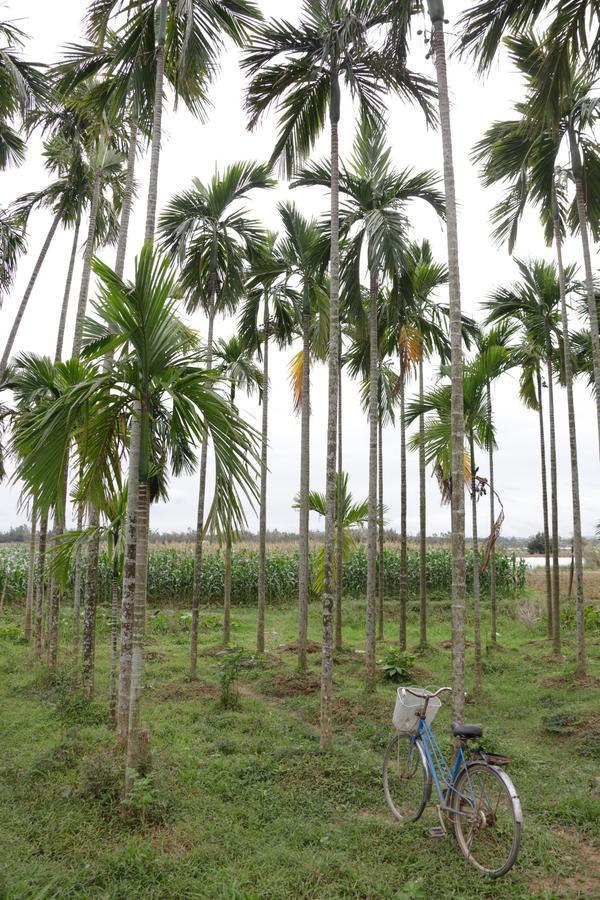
[451,763,522,877]
[383,732,430,823]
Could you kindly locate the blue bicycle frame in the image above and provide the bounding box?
[414,717,476,815]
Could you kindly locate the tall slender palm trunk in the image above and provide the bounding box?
[399,366,408,650]
[54,212,81,362]
[33,513,48,657]
[71,170,101,358]
[115,121,138,278]
[0,206,63,375]
[321,81,341,750]
[257,299,269,654]
[144,0,167,245]
[108,550,120,730]
[546,354,561,655]
[223,535,232,646]
[536,369,553,638]
[82,509,100,698]
[298,309,311,671]
[366,269,378,690]
[469,432,482,693]
[334,345,343,650]
[487,382,497,644]
[24,505,37,641]
[418,358,427,647]
[125,478,150,791]
[569,131,600,451]
[190,300,215,677]
[377,408,385,641]
[72,503,84,652]
[429,2,467,724]
[117,402,140,742]
[554,203,585,676]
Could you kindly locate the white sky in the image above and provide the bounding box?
[1,0,599,539]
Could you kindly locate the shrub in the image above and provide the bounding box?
[379,649,416,683]
[79,750,122,809]
[542,710,580,735]
[214,647,258,708]
[527,532,546,555]
[561,604,600,633]
[0,622,26,643]
[122,772,173,826]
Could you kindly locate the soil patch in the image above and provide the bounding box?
[279,640,321,654]
[146,651,168,663]
[150,824,194,858]
[151,680,218,701]
[542,673,600,689]
[262,672,320,698]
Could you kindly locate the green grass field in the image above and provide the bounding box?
[0,594,599,899]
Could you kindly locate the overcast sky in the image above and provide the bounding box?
[1,0,599,539]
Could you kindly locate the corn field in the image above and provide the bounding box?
[0,545,525,607]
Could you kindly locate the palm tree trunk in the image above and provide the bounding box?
[321,78,341,750]
[223,382,236,647]
[298,307,311,671]
[24,504,37,641]
[536,368,552,638]
[487,382,497,644]
[546,354,561,655]
[72,503,84,652]
[33,513,48,657]
[0,207,63,376]
[399,365,408,650]
[469,431,482,693]
[554,202,585,676]
[46,526,63,670]
[108,553,120,730]
[569,130,600,451]
[366,268,378,690]
[71,169,101,358]
[429,3,467,724]
[125,479,150,791]
[334,342,343,651]
[117,401,141,743]
[82,510,100,698]
[144,0,168,245]
[190,299,215,677]
[377,408,385,641]
[418,358,427,647]
[54,212,81,362]
[257,297,269,654]
[115,120,138,278]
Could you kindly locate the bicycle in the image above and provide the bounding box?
[383,686,522,878]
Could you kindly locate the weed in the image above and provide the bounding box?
[379,648,416,683]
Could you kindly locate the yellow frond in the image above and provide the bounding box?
[398,326,422,380]
[288,349,304,414]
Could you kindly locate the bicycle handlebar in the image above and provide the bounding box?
[403,686,452,699]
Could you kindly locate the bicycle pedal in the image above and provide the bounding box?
[428,826,446,839]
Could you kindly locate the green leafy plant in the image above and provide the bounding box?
[214,647,258,709]
[122,771,173,826]
[379,649,416,683]
[542,710,580,735]
[561,604,600,633]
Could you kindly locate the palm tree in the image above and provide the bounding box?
[485,259,575,654]
[212,336,262,645]
[0,207,26,304]
[473,324,516,645]
[295,115,444,688]
[294,472,368,598]
[244,0,436,747]
[89,0,261,245]
[279,203,329,672]
[0,16,46,170]
[394,240,450,648]
[241,235,296,654]
[473,32,600,450]
[408,349,504,693]
[18,245,260,785]
[419,0,469,723]
[159,161,273,676]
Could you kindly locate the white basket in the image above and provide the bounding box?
[392,686,441,735]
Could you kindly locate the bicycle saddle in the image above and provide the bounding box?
[451,721,483,738]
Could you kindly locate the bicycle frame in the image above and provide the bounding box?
[414,717,475,816]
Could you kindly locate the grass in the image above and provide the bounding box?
[0,590,599,899]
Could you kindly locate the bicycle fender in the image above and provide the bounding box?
[490,765,523,824]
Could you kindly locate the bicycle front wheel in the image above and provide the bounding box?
[451,763,522,878]
[383,732,430,823]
